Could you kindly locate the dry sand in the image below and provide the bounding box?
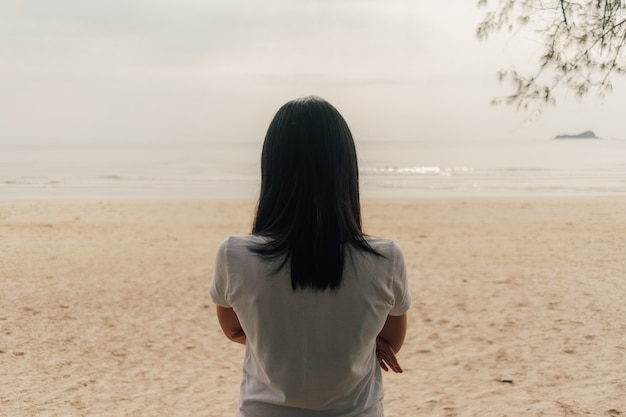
[1,198,625,417]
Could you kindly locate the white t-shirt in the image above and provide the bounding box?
[210,235,411,417]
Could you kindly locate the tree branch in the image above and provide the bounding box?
[560,0,569,25]
[479,0,626,109]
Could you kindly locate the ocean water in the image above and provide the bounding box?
[1,138,626,200]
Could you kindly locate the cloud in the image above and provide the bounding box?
[1,0,485,82]
[0,0,546,144]
[1,0,451,92]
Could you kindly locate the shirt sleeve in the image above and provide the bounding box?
[388,241,411,316]
[209,238,231,307]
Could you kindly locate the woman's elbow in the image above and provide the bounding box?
[378,314,407,353]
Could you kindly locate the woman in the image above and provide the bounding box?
[210,96,410,416]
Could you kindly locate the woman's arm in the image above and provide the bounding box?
[378,313,407,353]
[216,306,246,345]
[376,314,407,373]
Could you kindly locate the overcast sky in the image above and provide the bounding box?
[1,0,624,145]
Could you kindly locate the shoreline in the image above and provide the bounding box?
[2,193,626,202]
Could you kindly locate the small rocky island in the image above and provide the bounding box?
[554,130,599,139]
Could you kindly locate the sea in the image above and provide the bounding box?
[2,138,626,200]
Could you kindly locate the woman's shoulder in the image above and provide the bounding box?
[215,235,273,269]
[218,234,268,251]
[220,234,262,243]
[363,236,402,256]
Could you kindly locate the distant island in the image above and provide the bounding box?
[554,130,599,139]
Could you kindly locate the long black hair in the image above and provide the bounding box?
[251,96,379,292]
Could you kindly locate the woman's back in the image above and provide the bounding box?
[210,96,410,416]
[210,234,410,416]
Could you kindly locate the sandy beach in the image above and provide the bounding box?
[2,198,625,417]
